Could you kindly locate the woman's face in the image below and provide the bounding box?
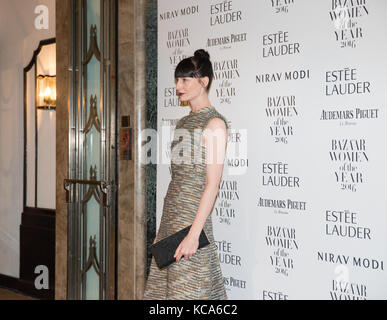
[175,77,207,103]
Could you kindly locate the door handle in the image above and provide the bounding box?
[64,178,116,207]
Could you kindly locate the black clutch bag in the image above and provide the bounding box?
[151,225,210,269]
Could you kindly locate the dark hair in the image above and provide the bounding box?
[174,49,214,91]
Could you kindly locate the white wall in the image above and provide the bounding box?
[0,0,55,278]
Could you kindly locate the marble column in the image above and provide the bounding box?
[55,0,70,300]
[117,0,147,300]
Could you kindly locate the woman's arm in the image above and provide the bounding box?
[174,117,227,262]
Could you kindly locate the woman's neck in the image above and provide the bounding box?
[189,95,211,113]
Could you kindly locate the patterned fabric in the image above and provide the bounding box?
[144,106,229,300]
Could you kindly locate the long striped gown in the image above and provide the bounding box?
[144,106,229,300]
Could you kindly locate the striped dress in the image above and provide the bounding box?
[144,106,229,300]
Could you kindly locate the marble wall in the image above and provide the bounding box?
[145,0,157,278]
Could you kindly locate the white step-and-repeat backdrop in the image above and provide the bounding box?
[156,0,387,299]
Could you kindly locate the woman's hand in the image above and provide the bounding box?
[174,233,199,262]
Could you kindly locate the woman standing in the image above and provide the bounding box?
[144,49,229,300]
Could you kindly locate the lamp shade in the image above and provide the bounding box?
[37,75,56,108]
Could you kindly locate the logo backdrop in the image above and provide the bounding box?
[156,0,387,299]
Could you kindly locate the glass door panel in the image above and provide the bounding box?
[67,0,116,300]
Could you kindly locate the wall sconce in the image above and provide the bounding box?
[37,75,56,109]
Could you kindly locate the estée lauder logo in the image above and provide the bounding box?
[209,1,242,26]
